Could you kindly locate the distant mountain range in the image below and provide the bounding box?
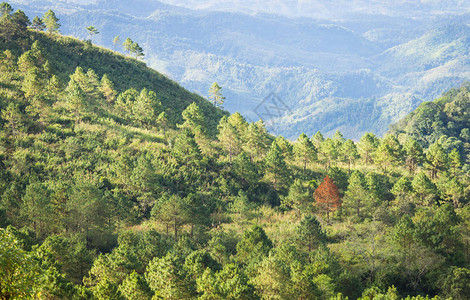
[158,0,470,19]
[10,0,470,139]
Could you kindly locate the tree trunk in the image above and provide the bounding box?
[174,217,177,240]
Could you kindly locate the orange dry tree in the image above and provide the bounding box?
[314,175,341,223]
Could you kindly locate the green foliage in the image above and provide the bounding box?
[343,170,371,219]
[294,132,317,173]
[264,140,290,192]
[86,26,99,42]
[296,214,327,253]
[122,37,144,59]
[282,179,313,220]
[31,16,45,31]
[43,9,59,34]
[236,225,273,266]
[442,267,470,300]
[198,263,258,299]
[411,172,436,205]
[217,115,241,163]
[209,81,225,107]
[119,271,152,300]
[375,134,404,172]
[404,137,424,173]
[0,4,469,299]
[425,142,448,179]
[179,102,207,135]
[146,253,196,299]
[391,82,470,162]
[0,229,38,299]
[358,132,379,165]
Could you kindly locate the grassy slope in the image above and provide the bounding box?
[24,31,227,133]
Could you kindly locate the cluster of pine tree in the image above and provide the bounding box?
[1,3,470,299]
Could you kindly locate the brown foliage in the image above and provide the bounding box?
[314,175,341,222]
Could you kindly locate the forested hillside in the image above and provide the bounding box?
[1,3,470,300]
[9,0,470,139]
[390,83,470,157]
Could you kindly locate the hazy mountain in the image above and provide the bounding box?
[158,0,470,19]
[10,0,470,139]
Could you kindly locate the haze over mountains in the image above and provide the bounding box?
[10,0,470,139]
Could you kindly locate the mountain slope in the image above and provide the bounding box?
[2,9,470,299]
[389,82,470,155]
[9,0,470,140]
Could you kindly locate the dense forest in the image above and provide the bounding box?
[1,3,470,299]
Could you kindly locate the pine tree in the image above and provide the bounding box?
[21,69,42,98]
[375,134,403,172]
[151,194,191,239]
[2,102,23,136]
[296,214,327,252]
[343,171,369,219]
[244,121,268,161]
[156,111,169,132]
[264,141,289,190]
[43,9,60,34]
[439,176,464,208]
[217,116,241,163]
[449,148,462,177]
[358,132,379,165]
[236,226,273,265]
[425,142,448,179]
[172,129,202,167]
[341,139,359,174]
[0,3,24,43]
[209,82,225,107]
[282,179,312,220]
[393,216,415,266]
[312,131,324,148]
[31,16,45,31]
[119,271,152,299]
[132,88,159,126]
[411,172,436,205]
[86,26,99,42]
[229,190,257,229]
[99,74,117,103]
[131,41,144,59]
[0,49,16,73]
[227,112,248,136]
[391,176,413,199]
[123,38,133,55]
[320,138,338,171]
[0,2,12,16]
[332,130,345,151]
[233,152,259,188]
[46,74,61,96]
[275,135,294,161]
[314,175,341,223]
[179,102,206,136]
[21,180,53,238]
[112,35,121,51]
[404,137,424,174]
[146,253,195,298]
[293,133,317,174]
[65,78,86,121]
[12,10,30,28]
